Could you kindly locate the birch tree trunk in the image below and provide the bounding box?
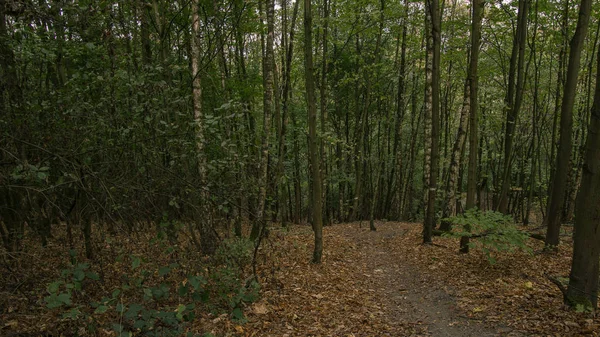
[191,0,214,255]
[423,0,441,244]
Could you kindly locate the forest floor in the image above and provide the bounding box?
[208,222,600,336]
[2,221,600,336]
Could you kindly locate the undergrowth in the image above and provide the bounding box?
[443,208,532,264]
[1,221,260,336]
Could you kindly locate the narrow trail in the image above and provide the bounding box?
[243,222,524,336]
[343,222,504,336]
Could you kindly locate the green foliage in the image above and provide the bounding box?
[44,262,96,310]
[44,237,260,335]
[214,237,254,270]
[210,237,259,321]
[443,209,532,264]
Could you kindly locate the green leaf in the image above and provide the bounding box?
[178,284,189,297]
[62,308,81,319]
[47,281,61,294]
[176,303,186,321]
[86,272,100,281]
[57,293,72,306]
[125,303,143,319]
[232,307,244,321]
[158,266,171,277]
[131,256,141,270]
[73,268,85,282]
[133,319,148,329]
[188,275,205,290]
[95,305,109,314]
[46,292,72,309]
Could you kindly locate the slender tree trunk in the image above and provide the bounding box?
[423,0,433,213]
[498,0,529,213]
[278,0,299,225]
[391,0,408,219]
[460,0,483,253]
[545,4,568,222]
[191,0,215,255]
[403,72,422,220]
[440,79,469,232]
[423,0,441,244]
[319,0,330,226]
[251,0,275,241]
[545,0,591,248]
[305,0,323,263]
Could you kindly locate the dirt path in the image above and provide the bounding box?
[242,222,526,336]
[343,221,505,336]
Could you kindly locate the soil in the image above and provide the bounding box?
[239,222,523,336]
[343,221,512,336]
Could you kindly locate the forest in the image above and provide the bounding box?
[1,0,600,335]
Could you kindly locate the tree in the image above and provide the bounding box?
[497,0,529,214]
[190,0,215,255]
[251,0,276,241]
[305,0,324,263]
[423,0,441,244]
[460,0,483,253]
[544,0,592,249]
[566,22,600,310]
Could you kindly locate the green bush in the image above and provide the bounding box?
[443,208,532,264]
[44,241,259,335]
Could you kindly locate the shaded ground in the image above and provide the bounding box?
[2,221,598,336]
[232,221,599,337]
[345,222,505,336]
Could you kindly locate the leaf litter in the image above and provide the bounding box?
[1,221,599,336]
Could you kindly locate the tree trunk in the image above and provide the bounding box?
[251,0,275,240]
[423,0,433,213]
[440,79,470,232]
[278,0,299,226]
[566,26,600,310]
[191,0,215,255]
[545,0,591,249]
[320,0,330,226]
[497,0,529,213]
[423,0,441,244]
[460,0,483,253]
[304,0,323,263]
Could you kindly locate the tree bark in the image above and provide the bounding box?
[278,0,300,226]
[251,0,276,240]
[545,0,591,248]
[423,0,441,244]
[304,0,323,263]
[497,0,529,213]
[462,0,483,253]
[566,23,600,310]
[191,0,215,255]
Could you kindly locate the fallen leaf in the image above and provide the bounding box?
[250,303,267,315]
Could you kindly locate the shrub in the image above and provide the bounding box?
[443,208,532,264]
